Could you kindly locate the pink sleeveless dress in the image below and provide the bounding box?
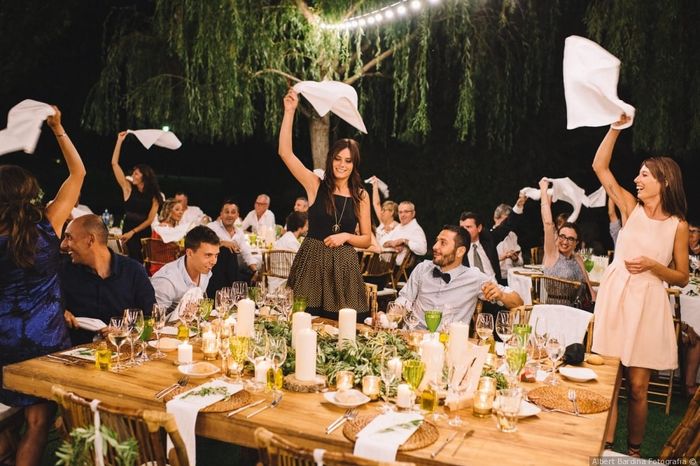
[592,204,679,370]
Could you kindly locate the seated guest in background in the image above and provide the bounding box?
[293,196,309,212]
[174,191,209,225]
[156,198,184,229]
[151,226,219,313]
[370,178,399,245]
[395,225,523,329]
[241,194,276,233]
[492,203,523,281]
[275,211,307,252]
[689,218,700,255]
[69,196,93,220]
[207,200,259,276]
[149,198,185,275]
[60,215,155,344]
[608,198,623,246]
[381,201,427,265]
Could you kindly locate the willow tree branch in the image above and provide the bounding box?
[344,32,416,86]
[252,68,302,83]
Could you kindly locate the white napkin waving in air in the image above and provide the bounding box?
[520,177,606,223]
[0,99,56,156]
[563,35,635,130]
[365,176,390,198]
[126,129,182,150]
[293,81,367,133]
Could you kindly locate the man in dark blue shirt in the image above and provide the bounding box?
[59,215,155,344]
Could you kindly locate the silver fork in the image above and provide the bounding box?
[326,408,358,434]
[246,392,284,418]
[326,408,353,434]
[155,375,189,399]
[567,389,581,416]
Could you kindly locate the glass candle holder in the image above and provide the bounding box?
[477,376,497,396]
[362,375,381,401]
[201,330,218,360]
[336,370,355,391]
[472,389,494,418]
[407,331,423,349]
[483,353,498,369]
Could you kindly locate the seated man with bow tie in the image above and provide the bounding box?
[395,225,523,330]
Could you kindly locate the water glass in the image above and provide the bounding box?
[107,317,129,373]
[476,313,494,345]
[151,304,167,360]
[494,388,522,432]
[545,335,564,385]
[495,311,513,343]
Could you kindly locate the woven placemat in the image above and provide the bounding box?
[342,415,439,451]
[527,386,610,414]
[163,387,251,413]
[65,343,130,362]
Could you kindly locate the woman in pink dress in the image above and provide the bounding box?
[592,115,689,457]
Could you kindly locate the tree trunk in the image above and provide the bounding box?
[309,113,330,170]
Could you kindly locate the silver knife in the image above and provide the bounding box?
[227,399,264,417]
[430,431,459,458]
[326,416,349,434]
[451,429,474,456]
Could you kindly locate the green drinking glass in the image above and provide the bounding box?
[424,310,442,333]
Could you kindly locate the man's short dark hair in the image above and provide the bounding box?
[688,217,700,228]
[459,211,482,227]
[78,214,108,245]
[286,211,307,232]
[295,196,308,202]
[221,199,238,209]
[185,225,220,251]
[442,224,469,251]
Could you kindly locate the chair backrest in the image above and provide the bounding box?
[530,246,543,265]
[659,386,700,459]
[393,251,416,287]
[530,274,583,307]
[364,283,379,328]
[262,250,296,280]
[141,237,181,274]
[363,250,398,289]
[52,386,189,466]
[254,427,415,466]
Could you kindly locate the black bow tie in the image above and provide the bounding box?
[432,267,451,284]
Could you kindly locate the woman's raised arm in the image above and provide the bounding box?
[111,131,131,201]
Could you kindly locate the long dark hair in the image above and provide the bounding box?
[323,138,364,219]
[133,163,162,207]
[640,157,687,220]
[0,165,44,268]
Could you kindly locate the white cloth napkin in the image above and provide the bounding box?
[563,35,635,130]
[365,176,390,198]
[75,317,107,332]
[0,99,56,156]
[126,129,182,150]
[520,177,606,222]
[166,380,242,466]
[529,304,593,347]
[292,81,367,133]
[152,221,193,244]
[353,412,423,462]
[168,287,204,322]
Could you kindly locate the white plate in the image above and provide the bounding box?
[161,326,195,337]
[148,337,180,352]
[323,390,370,408]
[519,400,541,418]
[177,362,220,379]
[559,366,597,382]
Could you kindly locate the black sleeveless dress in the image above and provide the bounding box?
[287,185,368,319]
[123,185,153,262]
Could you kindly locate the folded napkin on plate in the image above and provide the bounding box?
[520,177,606,223]
[166,380,242,466]
[293,81,367,133]
[563,35,635,130]
[126,129,182,150]
[0,99,56,156]
[75,317,107,332]
[353,412,423,462]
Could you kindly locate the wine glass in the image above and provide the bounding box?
[247,331,270,391]
[690,254,700,278]
[379,347,400,413]
[269,337,287,391]
[215,288,232,320]
[228,336,249,383]
[403,309,419,332]
[151,304,167,360]
[107,317,129,372]
[123,308,144,367]
[402,359,425,413]
[532,317,548,360]
[504,336,527,387]
[278,287,294,320]
[475,313,494,345]
[545,335,564,385]
[447,360,467,426]
[385,302,405,331]
[232,281,248,303]
[179,301,197,342]
[495,311,513,343]
[424,309,442,333]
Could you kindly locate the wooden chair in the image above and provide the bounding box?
[392,251,416,290]
[141,237,181,276]
[530,246,543,265]
[262,250,297,290]
[659,386,700,460]
[52,386,189,466]
[364,283,379,328]
[530,274,583,307]
[363,250,399,309]
[0,404,22,465]
[509,305,532,326]
[469,299,486,339]
[254,427,415,466]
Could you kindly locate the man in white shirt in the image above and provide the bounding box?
[174,191,209,225]
[381,201,427,265]
[241,194,276,233]
[268,211,308,292]
[293,196,309,212]
[151,226,220,312]
[396,225,523,329]
[492,203,523,280]
[207,200,260,275]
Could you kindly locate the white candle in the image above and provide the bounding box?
[420,338,444,387]
[177,342,192,364]
[291,312,312,349]
[388,357,403,378]
[396,383,412,409]
[235,298,255,337]
[448,322,469,364]
[255,359,272,383]
[295,328,317,381]
[201,329,217,358]
[338,308,356,344]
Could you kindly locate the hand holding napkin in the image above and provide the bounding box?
[520,177,606,222]
[126,129,182,150]
[353,412,423,462]
[292,81,367,133]
[0,99,56,156]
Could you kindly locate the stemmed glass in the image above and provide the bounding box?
[215,288,233,320]
[198,298,214,333]
[385,302,405,332]
[504,336,527,387]
[278,287,294,320]
[379,347,400,413]
[476,313,494,345]
[495,311,513,343]
[403,309,419,332]
[107,317,129,373]
[247,331,270,391]
[151,304,167,360]
[532,318,548,360]
[123,309,144,367]
[228,336,249,383]
[447,360,467,426]
[690,255,700,278]
[269,337,287,391]
[232,281,248,303]
[545,335,564,385]
[402,359,425,413]
[424,309,442,334]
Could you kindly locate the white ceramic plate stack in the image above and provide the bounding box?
[559,367,598,383]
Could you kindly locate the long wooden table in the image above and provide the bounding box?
[3,347,620,465]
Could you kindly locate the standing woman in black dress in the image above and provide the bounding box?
[111,131,162,262]
[279,89,371,320]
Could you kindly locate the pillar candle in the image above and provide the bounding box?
[388,357,403,378]
[420,337,444,388]
[291,311,312,349]
[338,308,356,344]
[396,383,412,409]
[448,322,469,364]
[295,328,317,381]
[177,342,192,364]
[255,359,272,383]
[201,329,218,359]
[235,298,255,337]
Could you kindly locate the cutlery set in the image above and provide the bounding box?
[154,376,189,399]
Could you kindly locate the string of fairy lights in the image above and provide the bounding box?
[318,0,442,31]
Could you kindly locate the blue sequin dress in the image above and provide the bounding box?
[0,218,70,406]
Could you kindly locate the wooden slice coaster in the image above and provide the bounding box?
[163,387,251,413]
[342,415,439,451]
[527,386,610,414]
[283,374,327,393]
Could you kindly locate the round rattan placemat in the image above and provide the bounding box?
[527,386,610,414]
[163,387,251,413]
[342,415,439,451]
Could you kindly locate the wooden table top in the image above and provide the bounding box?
[3,345,619,465]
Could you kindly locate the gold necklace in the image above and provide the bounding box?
[332,196,349,233]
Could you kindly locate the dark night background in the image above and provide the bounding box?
[1,0,697,259]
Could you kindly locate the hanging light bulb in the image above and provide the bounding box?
[397,4,407,15]
[410,0,421,11]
